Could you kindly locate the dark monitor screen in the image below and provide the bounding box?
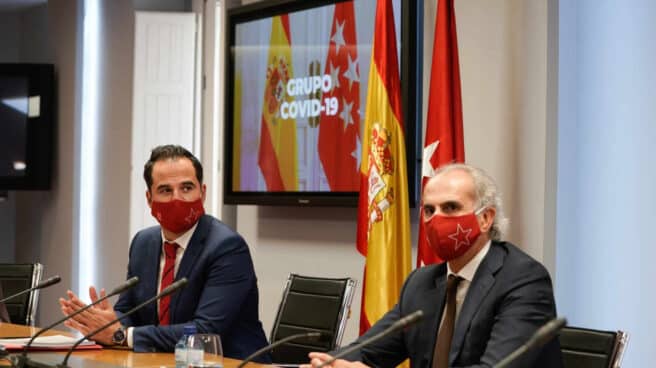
[0,63,54,190]
[0,75,29,178]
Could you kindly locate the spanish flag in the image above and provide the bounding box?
[258,15,298,191]
[356,0,411,335]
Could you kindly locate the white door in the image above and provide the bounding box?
[130,11,199,239]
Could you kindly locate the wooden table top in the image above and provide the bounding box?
[0,322,270,368]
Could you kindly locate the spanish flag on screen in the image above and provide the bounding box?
[356,0,411,336]
[258,15,298,191]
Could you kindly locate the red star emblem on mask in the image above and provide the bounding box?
[448,223,473,250]
[185,208,198,224]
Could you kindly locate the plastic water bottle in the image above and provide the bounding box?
[175,325,197,368]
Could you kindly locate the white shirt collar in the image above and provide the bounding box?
[447,240,491,282]
[159,222,199,251]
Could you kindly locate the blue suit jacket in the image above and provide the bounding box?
[340,241,563,368]
[114,215,271,362]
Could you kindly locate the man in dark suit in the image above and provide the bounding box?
[59,145,270,362]
[304,163,563,368]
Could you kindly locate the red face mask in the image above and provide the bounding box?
[150,198,205,234]
[425,208,484,261]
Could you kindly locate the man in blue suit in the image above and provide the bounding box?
[59,145,270,362]
[303,163,562,368]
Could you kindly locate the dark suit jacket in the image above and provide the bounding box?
[341,241,563,368]
[114,215,271,362]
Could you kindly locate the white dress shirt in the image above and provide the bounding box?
[439,240,491,328]
[126,222,198,348]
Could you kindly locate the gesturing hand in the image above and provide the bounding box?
[58,286,120,345]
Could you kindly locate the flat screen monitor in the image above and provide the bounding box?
[224,0,421,206]
[0,63,54,190]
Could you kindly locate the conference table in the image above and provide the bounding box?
[0,323,270,367]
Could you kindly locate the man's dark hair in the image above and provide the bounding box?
[143,145,203,191]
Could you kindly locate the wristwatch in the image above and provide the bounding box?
[112,326,127,346]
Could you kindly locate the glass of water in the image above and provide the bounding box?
[186,333,223,368]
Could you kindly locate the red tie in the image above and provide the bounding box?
[158,241,178,325]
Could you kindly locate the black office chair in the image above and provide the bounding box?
[0,263,43,325]
[270,274,356,364]
[560,326,629,368]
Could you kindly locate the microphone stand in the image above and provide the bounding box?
[0,276,61,304]
[11,277,139,368]
[316,310,424,368]
[237,332,322,368]
[493,317,567,368]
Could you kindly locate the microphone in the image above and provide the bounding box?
[0,275,61,304]
[237,331,322,368]
[12,277,139,368]
[316,310,424,368]
[58,277,188,368]
[493,317,567,368]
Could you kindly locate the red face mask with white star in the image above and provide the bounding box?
[425,208,485,261]
[151,198,205,234]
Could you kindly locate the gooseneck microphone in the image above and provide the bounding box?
[493,317,567,368]
[58,277,188,368]
[237,332,322,368]
[316,310,424,368]
[0,275,61,304]
[11,277,139,368]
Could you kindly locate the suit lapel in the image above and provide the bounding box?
[169,215,209,323]
[449,242,505,364]
[145,231,162,325]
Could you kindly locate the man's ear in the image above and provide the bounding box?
[479,207,496,233]
[146,190,152,208]
[201,184,207,202]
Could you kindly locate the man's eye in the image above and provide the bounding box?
[423,206,435,217]
[441,203,458,213]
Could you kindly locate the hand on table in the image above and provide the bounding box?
[299,352,370,368]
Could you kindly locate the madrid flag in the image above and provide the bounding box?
[416,0,465,267]
[356,0,411,335]
[258,15,298,191]
[318,1,361,191]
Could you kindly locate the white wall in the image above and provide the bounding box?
[0,13,20,62]
[231,0,553,344]
[9,0,190,327]
[0,0,199,328]
[91,0,135,292]
[15,0,80,325]
[0,195,15,263]
[14,0,136,324]
[556,1,656,366]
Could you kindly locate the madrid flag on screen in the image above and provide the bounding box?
[356,0,411,335]
[258,15,298,191]
[416,0,465,267]
[318,1,361,191]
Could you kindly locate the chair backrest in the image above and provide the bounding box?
[270,274,356,364]
[0,263,43,325]
[560,326,629,368]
